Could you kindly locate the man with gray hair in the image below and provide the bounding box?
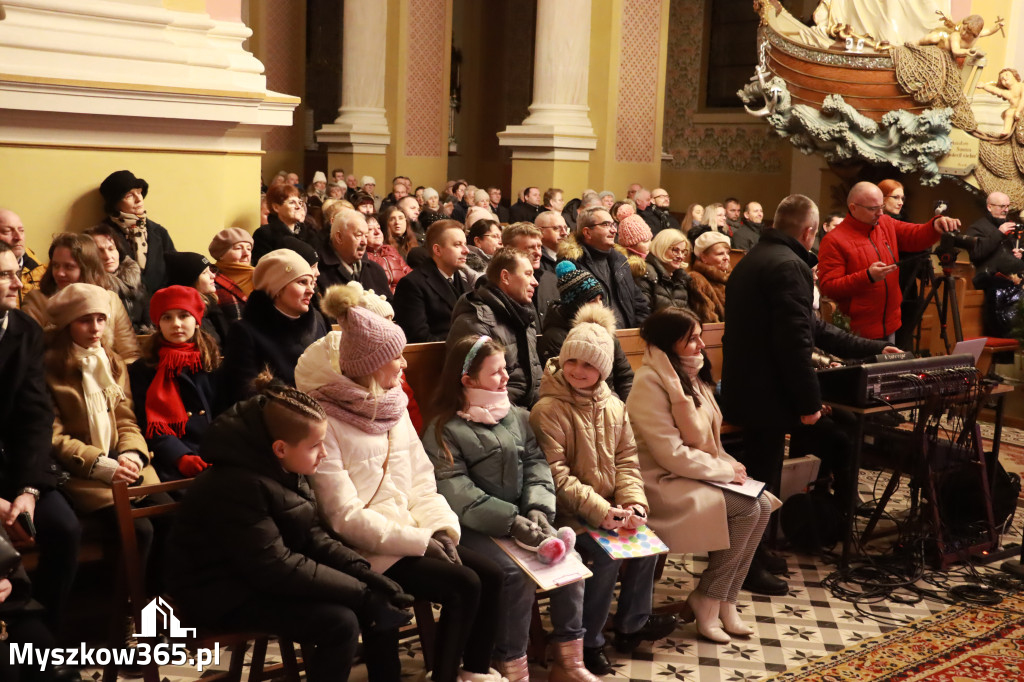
[0,209,45,307]
[316,209,392,300]
[723,193,897,595]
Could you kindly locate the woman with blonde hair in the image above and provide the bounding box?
[638,229,693,313]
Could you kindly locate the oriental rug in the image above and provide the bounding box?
[764,592,1024,681]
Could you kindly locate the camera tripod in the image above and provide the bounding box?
[911,248,963,355]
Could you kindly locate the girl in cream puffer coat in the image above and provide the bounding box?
[295,285,505,682]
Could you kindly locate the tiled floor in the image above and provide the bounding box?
[84,466,1024,682]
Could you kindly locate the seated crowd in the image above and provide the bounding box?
[0,168,979,682]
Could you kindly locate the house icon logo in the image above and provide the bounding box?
[134,597,196,638]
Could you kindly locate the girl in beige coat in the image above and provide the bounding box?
[626,308,777,644]
[530,304,677,676]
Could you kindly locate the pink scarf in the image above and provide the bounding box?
[310,375,408,434]
[457,387,511,425]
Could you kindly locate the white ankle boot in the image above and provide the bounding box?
[719,601,755,637]
[685,590,730,643]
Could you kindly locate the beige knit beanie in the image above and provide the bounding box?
[208,227,253,261]
[559,302,617,381]
[48,283,110,329]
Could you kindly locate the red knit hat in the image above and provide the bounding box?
[150,285,205,327]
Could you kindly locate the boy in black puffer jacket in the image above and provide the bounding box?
[166,379,413,682]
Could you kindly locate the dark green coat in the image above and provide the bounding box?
[423,407,555,537]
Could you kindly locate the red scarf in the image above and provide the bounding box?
[145,342,202,437]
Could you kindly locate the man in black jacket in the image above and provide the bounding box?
[966,191,1024,278]
[722,194,894,595]
[394,220,474,342]
[0,242,81,633]
[562,207,650,329]
[316,209,393,301]
[509,187,544,223]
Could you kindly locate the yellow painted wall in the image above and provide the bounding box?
[163,0,206,11]
[385,0,453,190]
[587,0,670,196]
[2,146,261,259]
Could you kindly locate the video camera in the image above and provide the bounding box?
[934,230,978,271]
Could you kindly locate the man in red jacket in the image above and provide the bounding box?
[817,182,961,341]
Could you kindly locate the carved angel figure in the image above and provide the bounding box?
[981,68,1024,138]
[917,13,1004,61]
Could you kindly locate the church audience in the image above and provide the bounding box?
[449,248,542,407]
[560,207,650,330]
[296,287,504,682]
[638,228,692,314]
[394,220,473,343]
[220,248,327,405]
[0,241,81,636]
[84,223,150,333]
[502,222,559,327]
[465,219,503,273]
[0,209,46,307]
[253,183,319,264]
[365,213,412,294]
[96,170,177,298]
[628,308,777,643]
[163,251,229,346]
[687,231,731,324]
[129,286,221,483]
[424,334,594,682]
[316,209,392,300]
[208,227,254,324]
[23,233,141,364]
[530,307,675,675]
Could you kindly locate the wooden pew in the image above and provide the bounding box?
[404,323,728,428]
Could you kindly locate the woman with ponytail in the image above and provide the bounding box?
[295,285,505,682]
[129,286,222,482]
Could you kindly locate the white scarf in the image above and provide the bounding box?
[457,387,511,425]
[71,343,124,453]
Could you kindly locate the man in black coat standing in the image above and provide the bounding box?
[394,220,474,343]
[509,187,544,223]
[316,209,393,302]
[722,194,894,595]
[0,242,81,633]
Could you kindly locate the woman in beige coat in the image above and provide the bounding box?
[43,284,166,567]
[626,308,777,644]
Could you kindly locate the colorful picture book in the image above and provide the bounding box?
[585,524,669,559]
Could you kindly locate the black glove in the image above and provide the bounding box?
[357,590,413,633]
[431,531,462,565]
[527,509,557,537]
[424,537,452,563]
[510,515,547,548]
[356,569,415,608]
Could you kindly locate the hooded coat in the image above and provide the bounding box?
[219,289,328,407]
[166,395,372,624]
[423,407,556,537]
[295,334,460,573]
[448,281,542,408]
[528,359,647,531]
